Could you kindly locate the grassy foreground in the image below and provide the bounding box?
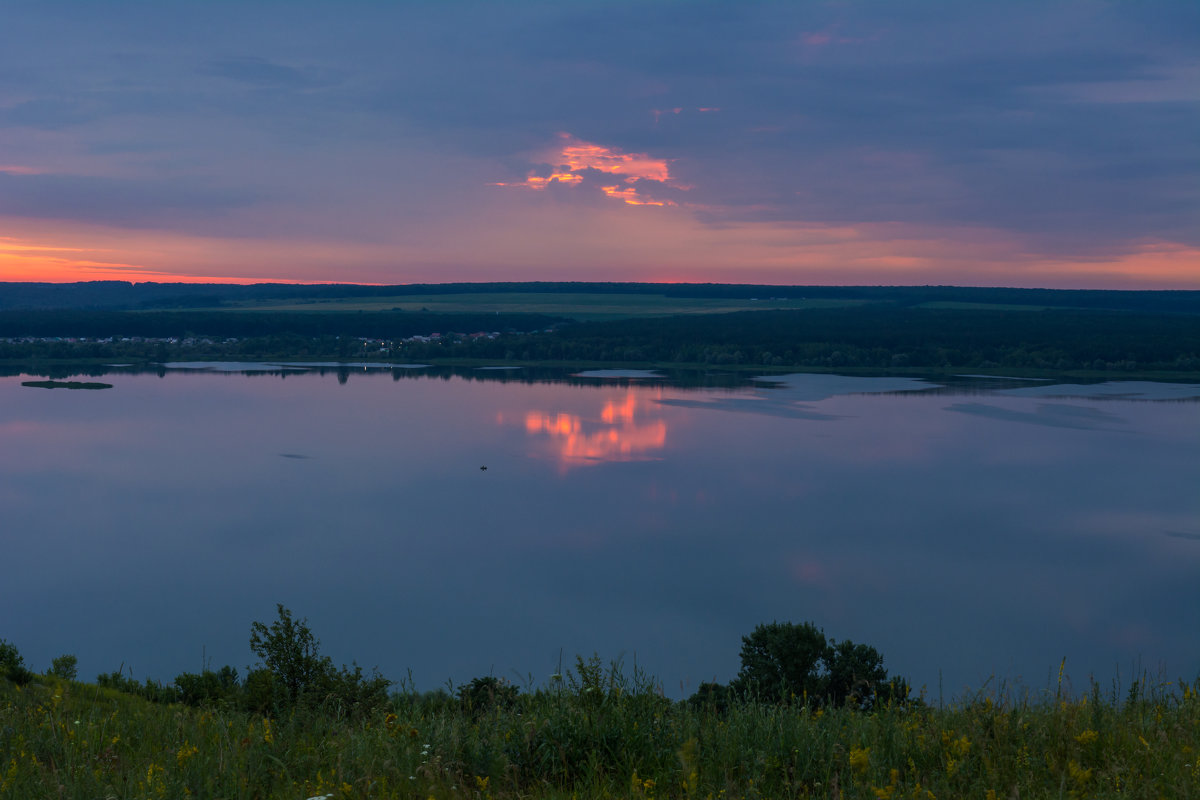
[3,671,1198,800]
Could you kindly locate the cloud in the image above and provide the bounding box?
[496,133,684,206]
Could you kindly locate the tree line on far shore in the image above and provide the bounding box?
[3,304,1199,372]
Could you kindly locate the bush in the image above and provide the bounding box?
[242,668,278,715]
[249,604,390,717]
[731,621,897,709]
[314,662,392,718]
[732,621,828,704]
[174,665,240,707]
[825,638,888,709]
[49,654,78,681]
[687,681,732,714]
[0,639,34,685]
[458,675,520,714]
[249,604,326,706]
[96,669,180,703]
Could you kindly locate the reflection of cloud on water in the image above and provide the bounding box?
[656,397,839,421]
[1163,530,1200,542]
[945,402,1128,430]
[524,391,666,468]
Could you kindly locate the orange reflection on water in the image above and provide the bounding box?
[524,391,666,468]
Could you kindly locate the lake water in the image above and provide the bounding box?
[3,365,1198,700]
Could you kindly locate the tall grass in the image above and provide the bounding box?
[3,665,1198,799]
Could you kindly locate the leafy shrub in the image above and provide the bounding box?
[458,675,520,714]
[312,662,391,718]
[825,638,888,708]
[687,681,732,714]
[96,669,180,703]
[249,604,390,717]
[242,668,278,715]
[732,621,897,709]
[249,604,326,706]
[732,621,828,704]
[174,665,240,707]
[49,654,78,681]
[0,639,34,685]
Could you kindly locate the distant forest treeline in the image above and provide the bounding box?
[3,306,1199,373]
[414,307,1200,372]
[2,282,1199,372]
[3,280,1200,314]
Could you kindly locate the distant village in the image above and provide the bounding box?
[2,330,505,355]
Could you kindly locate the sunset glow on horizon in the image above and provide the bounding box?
[1,3,1195,289]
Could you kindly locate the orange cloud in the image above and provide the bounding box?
[497,133,678,206]
[601,185,666,206]
[523,171,583,189]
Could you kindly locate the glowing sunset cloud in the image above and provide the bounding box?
[524,171,583,189]
[523,391,667,469]
[497,133,679,206]
[601,185,666,206]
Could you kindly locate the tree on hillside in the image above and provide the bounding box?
[248,604,391,716]
[733,621,828,704]
[730,621,897,709]
[825,638,888,708]
[249,604,328,704]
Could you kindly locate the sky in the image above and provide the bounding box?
[1,1,1197,288]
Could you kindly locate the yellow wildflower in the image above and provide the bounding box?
[176,743,199,767]
[849,745,871,774]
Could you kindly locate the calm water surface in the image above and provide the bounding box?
[3,366,1198,698]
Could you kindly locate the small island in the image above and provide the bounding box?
[21,380,113,390]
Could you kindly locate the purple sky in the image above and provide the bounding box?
[1,1,1198,287]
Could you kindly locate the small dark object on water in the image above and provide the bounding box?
[22,380,113,390]
[480,465,487,471]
